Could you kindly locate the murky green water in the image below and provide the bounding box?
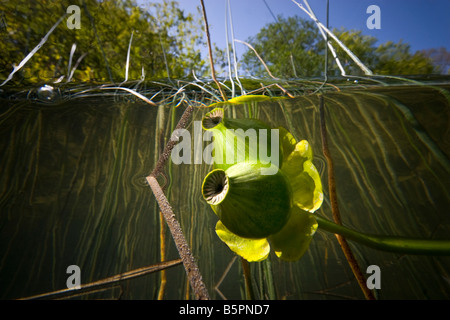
[1,79,449,299]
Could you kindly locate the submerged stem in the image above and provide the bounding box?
[319,95,375,300]
[19,259,182,300]
[262,258,276,300]
[241,258,255,300]
[316,215,450,256]
[147,104,209,300]
[147,176,210,300]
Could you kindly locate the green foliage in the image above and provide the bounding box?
[419,47,450,74]
[241,15,439,78]
[0,0,216,84]
[241,16,325,78]
[331,28,379,75]
[374,40,435,75]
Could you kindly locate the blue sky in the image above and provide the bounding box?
[143,0,450,55]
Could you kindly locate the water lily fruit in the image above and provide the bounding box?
[202,163,291,239]
[201,105,323,262]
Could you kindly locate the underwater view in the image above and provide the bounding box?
[0,0,449,301]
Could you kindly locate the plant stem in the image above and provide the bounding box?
[319,95,375,300]
[262,258,276,300]
[316,215,450,255]
[156,114,168,300]
[19,259,182,300]
[200,0,228,102]
[151,105,193,177]
[147,104,210,300]
[241,258,255,300]
[147,175,210,300]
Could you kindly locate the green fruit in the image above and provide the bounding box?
[202,163,292,239]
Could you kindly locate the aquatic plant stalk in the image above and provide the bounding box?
[224,5,236,98]
[214,256,237,299]
[124,31,134,83]
[151,105,194,177]
[146,104,209,300]
[227,0,245,95]
[235,39,280,80]
[262,258,276,299]
[0,13,66,87]
[316,216,450,255]
[147,176,210,300]
[292,0,373,76]
[302,0,346,77]
[19,259,182,300]
[67,52,88,83]
[200,0,227,102]
[67,43,77,82]
[99,86,157,106]
[319,95,375,300]
[155,106,168,300]
[241,258,255,300]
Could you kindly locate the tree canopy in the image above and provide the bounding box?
[0,0,215,84]
[1,2,446,85]
[241,15,441,78]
